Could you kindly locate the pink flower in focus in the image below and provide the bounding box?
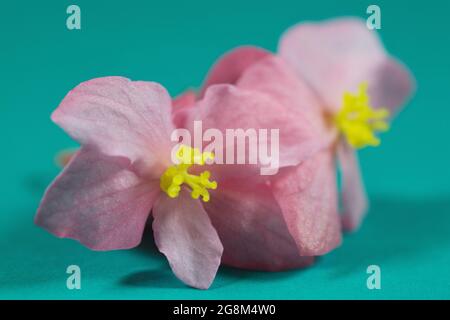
[35,77,226,289]
[35,72,323,288]
[278,18,415,230]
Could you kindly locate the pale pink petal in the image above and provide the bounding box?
[272,150,342,255]
[204,181,315,271]
[337,141,369,231]
[368,58,415,115]
[200,46,270,97]
[237,55,336,144]
[152,188,223,289]
[173,90,197,109]
[172,90,197,128]
[35,147,159,251]
[279,18,414,113]
[51,77,175,176]
[186,84,323,169]
[189,163,266,184]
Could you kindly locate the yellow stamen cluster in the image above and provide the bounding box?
[335,83,390,149]
[160,145,217,202]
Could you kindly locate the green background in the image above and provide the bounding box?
[1,0,449,299]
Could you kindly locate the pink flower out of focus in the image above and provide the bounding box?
[277,18,415,230]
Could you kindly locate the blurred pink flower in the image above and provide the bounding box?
[278,18,415,230]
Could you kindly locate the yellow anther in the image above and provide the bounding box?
[335,83,390,149]
[175,145,214,165]
[160,145,217,202]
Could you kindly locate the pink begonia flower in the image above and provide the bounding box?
[277,18,415,230]
[35,72,323,289]
[35,77,226,289]
[190,47,343,258]
[171,46,338,270]
[36,19,414,289]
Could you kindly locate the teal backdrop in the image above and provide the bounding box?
[1,0,449,299]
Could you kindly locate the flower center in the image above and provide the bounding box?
[334,83,390,149]
[160,145,217,202]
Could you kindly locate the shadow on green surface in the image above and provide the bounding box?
[120,267,187,289]
[23,172,55,196]
[125,223,312,290]
[2,195,449,292]
[325,195,450,276]
[119,226,189,289]
[124,195,450,288]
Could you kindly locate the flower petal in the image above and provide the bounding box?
[51,77,175,175]
[279,18,414,113]
[367,58,415,116]
[237,55,335,143]
[272,150,342,256]
[173,90,197,109]
[200,46,271,97]
[35,147,159,251]
[187,84,323,170]
[152,188,223,289]
[337,141,369,231]
[204,182,315,271]
[172,90,197,128]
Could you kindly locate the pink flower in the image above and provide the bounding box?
[167,46,343,267]
[35,78,225,289]
[196,47,344,257]
[277,18,415,230]
[36,17,414,289]
[35,71,322,288]
[172,47,342,272]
